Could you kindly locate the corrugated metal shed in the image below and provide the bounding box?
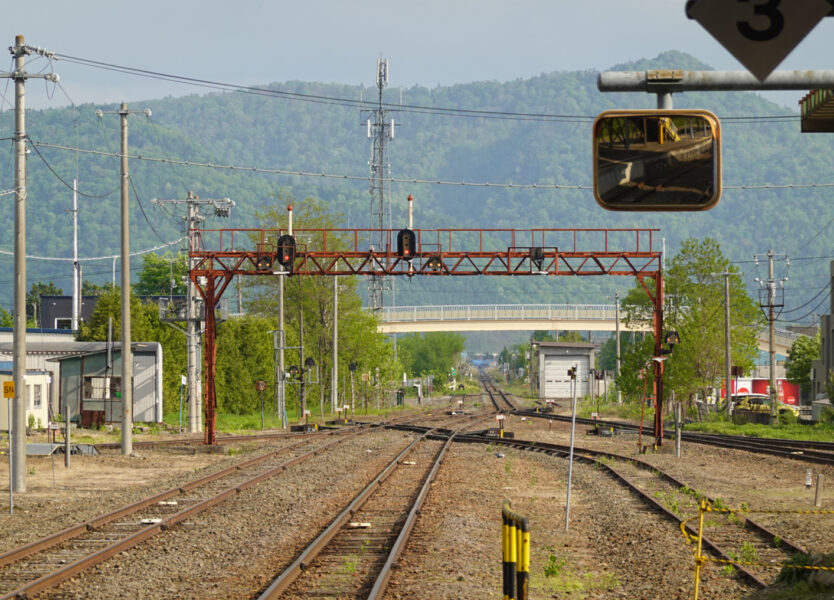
[46,342,163,424]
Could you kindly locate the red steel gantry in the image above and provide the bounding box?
[189,226,665,446]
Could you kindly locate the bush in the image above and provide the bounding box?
[779,410,797,425]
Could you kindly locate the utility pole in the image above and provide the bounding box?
[331,277,338,414]
[362,58,396,312]
[152,192,233,434]
[754,250,788,423]
[96,103,153,455]
[71,179,80,331]
[614,291,622,405]
[4,36,59,493]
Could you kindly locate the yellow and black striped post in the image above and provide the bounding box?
[502,501,530,600]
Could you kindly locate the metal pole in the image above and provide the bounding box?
[64,403,70,468]
[768,251,777,423]
[12,35,28,493]
[279,274,286,427]
[187,199,200,433]
[723,272,732,417]
[7,397,13,513]
[564,365,578,531]
[331,277,338,415]
[614,291,621,405]
[119,103,133,456]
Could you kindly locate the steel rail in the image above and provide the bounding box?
[0,430,367,600]
[257,415,491,599]
[513,410,834,467]
[451,433,796,589]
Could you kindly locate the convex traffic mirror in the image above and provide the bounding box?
[593,110,721,211]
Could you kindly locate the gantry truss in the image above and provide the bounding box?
[190,227,665,445]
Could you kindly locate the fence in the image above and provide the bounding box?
[682,498,834,600]
[502,500,530,600]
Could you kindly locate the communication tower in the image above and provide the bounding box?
[363,58,396,311]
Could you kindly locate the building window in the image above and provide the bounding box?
[33,384,42,408]
[83,376,120,399]
[55,318,72,330]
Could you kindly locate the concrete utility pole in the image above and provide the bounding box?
[4,36,59,493]
[71,179,80,331]
[96,103,152,455]
[152,192,233,434]
[754,250,788,422]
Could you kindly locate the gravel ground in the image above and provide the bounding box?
[1,401,831,599]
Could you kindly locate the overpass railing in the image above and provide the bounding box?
[376,304,617,322]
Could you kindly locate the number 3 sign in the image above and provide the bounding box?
[687,0,831,80]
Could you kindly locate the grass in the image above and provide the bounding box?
[684,419,834,442]
[537,549,620,595]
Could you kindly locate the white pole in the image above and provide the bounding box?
[564,364,578,531]
[72,179,79,331]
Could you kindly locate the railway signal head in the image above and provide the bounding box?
[530,247,545,271]
[567,367,576,380]
[255,253,274,272]
[426,255,443,271]
[397,228,417,261]
[592,109,722,211]
[287,365,300,380]
[276,234,296,273]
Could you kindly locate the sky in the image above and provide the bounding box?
[3,0,834,111]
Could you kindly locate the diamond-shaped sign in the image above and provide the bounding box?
[687,0,830,81]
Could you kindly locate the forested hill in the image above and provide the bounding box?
[0,50,831,320]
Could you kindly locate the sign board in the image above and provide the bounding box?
[687,0,830,80]
[255,380,267,392]
[3,381,13,398]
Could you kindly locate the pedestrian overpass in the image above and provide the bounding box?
[374,304,802,356]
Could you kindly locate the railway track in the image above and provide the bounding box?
[437,428,806,590]
[256,420,485,599]
[0,428,368,600]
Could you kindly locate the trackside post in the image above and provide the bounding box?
[502,501,530,600]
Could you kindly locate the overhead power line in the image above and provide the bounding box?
[50,52,798,124]
[32,140,834,192]
[0,237,184,262]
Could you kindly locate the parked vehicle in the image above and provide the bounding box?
[732,393,800,417]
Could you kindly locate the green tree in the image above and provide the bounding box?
[244,195,401,415]
[27,281,63,324]
[619,238,761,405]
[76,286,188,416]
[134,251,188,296]
[0,305,12,327]
[785,332,820,398]
[82,280,115,296]
[399,332,466,383]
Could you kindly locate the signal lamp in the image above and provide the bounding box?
[397,228,417,261]
[277,234,296,273]
[256,254,274,271]
[426,255,443,270]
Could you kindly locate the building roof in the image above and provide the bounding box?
[533,341,598,349]
[0,341,160,361]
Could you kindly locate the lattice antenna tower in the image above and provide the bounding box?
[363,57,396,311]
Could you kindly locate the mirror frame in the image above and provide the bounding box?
[592,109,722,211]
